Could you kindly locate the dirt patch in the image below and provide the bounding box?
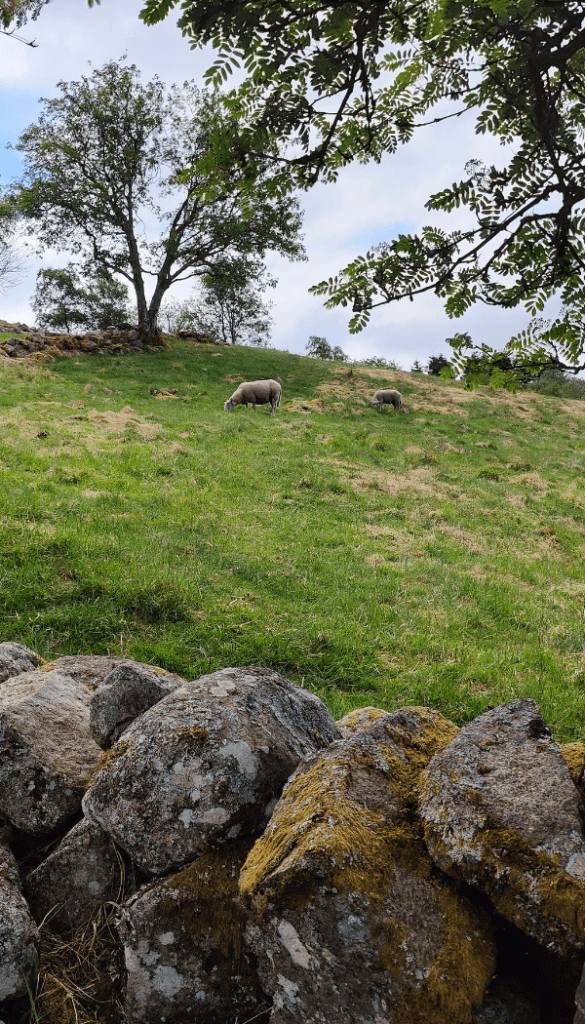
[87,408,161,439]
[346,465,448,499]
[436,523,485,552]
[510,471,548,492]
[286,398,325,414]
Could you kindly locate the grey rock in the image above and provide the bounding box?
[38,654,130,691]
[0,641,39,684]
[240,707,496,1024]
[0,844,39,1001]
[23,817,122,933]
[118,841,264,1024]
[575,962,585,1024]
[90,662,185,749]
[83,666,340,876]
[0,670,103,833]
[418,698,585,955]
[475,979,540,1023]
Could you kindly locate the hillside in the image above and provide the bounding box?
[1,339,585,739]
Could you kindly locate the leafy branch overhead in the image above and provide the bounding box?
[141,0,585,360]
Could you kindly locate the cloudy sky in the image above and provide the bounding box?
[0,0,547,366]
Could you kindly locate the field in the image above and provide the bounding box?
[2,340,585,740]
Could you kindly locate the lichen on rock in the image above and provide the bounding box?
[118,839,265,1024]
[419,698,585,956]
[241,707,494,1024]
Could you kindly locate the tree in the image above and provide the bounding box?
[0,199,26,292]
[427,354,453,377]
[9,61,305,342]
[31,263,130,332]
[1,0,48,35]
[141,1,585,368]
[177,259,275,345]
[305,336,347,361]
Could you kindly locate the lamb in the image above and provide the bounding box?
[223,379,282,418]
[370,388,403,412]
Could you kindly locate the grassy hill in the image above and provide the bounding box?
[2,339,585,740]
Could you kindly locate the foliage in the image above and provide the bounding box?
[526,367,585,401]
[31,263,130,332]
[411,360,425,374]
[427,354,453,378]
[8,60,304,341]
[0,198,26,291]
[141,0,585,362]
[0,0,50,35]
[177,259,275,345]
[3,342,585,741]
[361,356,400,370]
[305,335,347,361]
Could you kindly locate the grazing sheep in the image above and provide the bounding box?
[224,379,282,418]
[370,388,403,412]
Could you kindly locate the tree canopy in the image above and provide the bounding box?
[8,60,305,340]
[32,263,130,333]
[141,0,585,369]
[177,259,275,345]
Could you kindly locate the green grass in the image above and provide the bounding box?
[2,341,585,740]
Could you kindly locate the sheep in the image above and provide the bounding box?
[370,388,403,412]
[223,379,282,418]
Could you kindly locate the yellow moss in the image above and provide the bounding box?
[392,883,496,1024]
[176,726,209,744]
[241,708,458,908]
[241,707,493,1024]
[339,706,387,733]
[96,737,134,771]
[426,819,585,947]
[158,840,255,962]
[560,741,585,786]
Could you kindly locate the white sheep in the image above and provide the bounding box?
[223,379,282,418]
[370,388,403,412]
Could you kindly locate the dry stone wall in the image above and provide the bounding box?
[1,650,585,1023]
[0,319,220,361]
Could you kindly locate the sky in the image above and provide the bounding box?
[0,0,552,367]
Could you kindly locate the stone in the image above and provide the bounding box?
[475,979,540,1023]
[0,641,39,684]
[38,654,130,691]
[0,844,39,1001]
[240,707,495,1024]
[118,841,265,1024]
[90,662,185,749]
[0,669,102,833]
[336,705,389,738]
[419,699,585,956]
[83,667,341,876]
[575,963,585,1024]
[23,817,122,933]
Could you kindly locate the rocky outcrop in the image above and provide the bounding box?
[240,707,496,1024]
[1,645,585,1024]
[0,641,39,684]
[0,845,39,1001]
[418,698,585,956]
[83,667,341,876]
[0,669,103,833]
[0,318,222,362]
[118,841,265,1024]
[90,662,185,749]
[23,817,123,933]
